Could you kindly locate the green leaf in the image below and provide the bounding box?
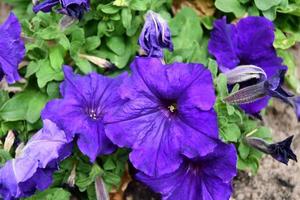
[208,58,218,78]
[0,91,9,106]
[262,6,277,21]
[221,123,241,142]
[254,0,281,11]
[106,36,125,55]
[25,61,41,78]
[277,49,300,92]
[130,0,149,11]
[49,45,65,71]
[121,8,132,28]
[70,28,85,56]
[103,157,116,170]
[169,8,203,50]
[216,74,228,97]
[85,36,101,52]
[47,82,61,99]
[35,25,62,40]
[215,0,246,17]
[74,56,93,74]
[98,4,120,14]
[0,90,48,123]
[25,188,71,200]
[238,140,250,159]
[274,28,296,49]
[0,149,12,164]
[36,60,64,88]
[76,164,103,192]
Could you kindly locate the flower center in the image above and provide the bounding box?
[87,108,99,120]
[168,104,176,113]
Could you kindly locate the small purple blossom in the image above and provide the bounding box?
[0,120,72,199]
[245,136,297,165]
[136,142,237,200]
[0,12,25,84]
[105,57,218,176]
[42,66,127,162]
[208,17,286,114]
[33,0,90,19]
[138,11,173,58]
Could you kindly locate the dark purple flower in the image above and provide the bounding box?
[138,11,173,58]
[0,12,25,84]
[105,57,218,176]
[245,136,297,165]
[42,66,127,162]
[33,0,90,19]
[208,17,287,114]
[224,69,293,106]
[0,120,72,199]
[136,142,237,200]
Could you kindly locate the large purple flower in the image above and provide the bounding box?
[208,17,286,114]
[0,120,72,200]
[42,66,127,162]
[105,57,218,176]
[0,12,25,84]
[136,142,237,200]
[33,0,90,19]
[138,11,173,58]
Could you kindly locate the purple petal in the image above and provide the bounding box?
[33,0,60,13]
[208,17,239,72]
[0,158,38,199]
[77,121,116,162]
[0,12,25,84]
[21,119,72,168]
[136,142,237,200]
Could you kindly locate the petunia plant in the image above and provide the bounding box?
[0,0,299,199]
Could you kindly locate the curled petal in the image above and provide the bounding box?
[224,65,267,85]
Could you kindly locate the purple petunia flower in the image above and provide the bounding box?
[33,0,90,19]
[0,12,25,84]
[105,57,218,176]
[136,142,237,200]
[42,66,127,162]
[245,136,297,165]
[138,11,173,58]
[208,17,286,114]
[0,120,72,200]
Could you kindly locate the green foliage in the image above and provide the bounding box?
[214,72,272,173]
[166,7,208,64]
[25,188,71,200]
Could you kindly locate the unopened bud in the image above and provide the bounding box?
[4,131,15,152]
[79,54,114,69]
